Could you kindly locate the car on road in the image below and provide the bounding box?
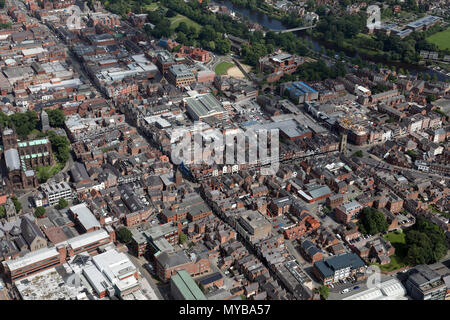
[144,263,155,275]
[353,286,360,290]
[341,288,350,294]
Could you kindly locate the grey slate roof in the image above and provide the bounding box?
[20,217,45,246]
[314,253,365,278]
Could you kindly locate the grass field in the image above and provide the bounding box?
[36,163,63,183]
[426,28,450,50]
[215,61,235,75]
[169,14,201,31]
[144,2,159,11]
[372,230,407,272]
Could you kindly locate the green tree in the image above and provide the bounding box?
[117,227,133,244]
[45,109,66,128]
[11,197,21,213]
[215,38,231,55]
[357,207,388,235]
[165,8,177,18]
[353,150,363,158]
[426,94,436,104]
[9,110,39,138]
[56,198,69,210]
[48,131,70,164]
[0,206,5,219]
[179,232,187,244]
[175,21,189,34]
[404,218,447,265]
[319,285,329,299]
[35,206,46,218]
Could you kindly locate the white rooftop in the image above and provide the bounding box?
[4,247,59,271]
[70,203,101,231]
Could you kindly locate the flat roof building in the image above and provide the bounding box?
[406,16,441,31]
[405,265,446,300]
[235,210,272,244]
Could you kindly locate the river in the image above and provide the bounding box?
[219,0,449,81]
[219,0,285,31]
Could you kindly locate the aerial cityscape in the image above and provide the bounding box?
[0,0,448,305]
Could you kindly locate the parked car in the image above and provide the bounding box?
[144,263,154,274]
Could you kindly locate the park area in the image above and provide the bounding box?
[214,61,235,75]
[169,14,201,32]
[426,28,450,51]
[373,230,407,272]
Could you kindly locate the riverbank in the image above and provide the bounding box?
[217,0,285,27]
[304,31,449,81]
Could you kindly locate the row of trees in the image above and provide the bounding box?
[277,60,347,85]
[0,108,65,138]
[355,208,447,267]
[313,8,449,65]
[48,131,70,165]
[0,110,39,139]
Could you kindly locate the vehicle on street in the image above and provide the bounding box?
[144,263,154,275]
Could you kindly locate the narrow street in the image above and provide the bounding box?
[126,253,164,300]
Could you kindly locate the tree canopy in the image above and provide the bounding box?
[35,206,46,218]
[0,110,39,139]
[357,207,389,235]
[56,198,69,210]
[404,218,447,265]
[48,131,70,164]
[117,227,133,244]
[45,109,66,128]
[179,232,187,244]
[319,285,329,299]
